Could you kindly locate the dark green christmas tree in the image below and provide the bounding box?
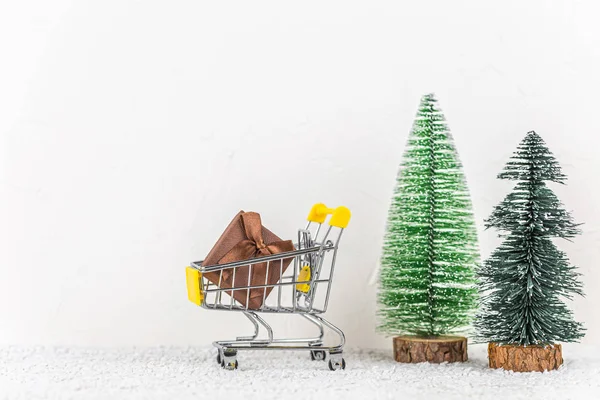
[378,94,479,337]
[475,131,584,345]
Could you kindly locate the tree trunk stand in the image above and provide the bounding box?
[393,336,468,363]
[488,342,563,372]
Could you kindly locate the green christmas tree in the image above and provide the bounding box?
[378,94,479,337]
[475,131,584,345]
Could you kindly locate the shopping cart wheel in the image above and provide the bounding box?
[221,349,238,370]
[328,358,346,371]
[221,359,239,370]
[310,350,326,361]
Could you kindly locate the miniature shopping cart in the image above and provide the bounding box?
[185,203,351,371]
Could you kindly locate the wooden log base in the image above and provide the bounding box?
[488,342,563,372]
[393,335,468,363]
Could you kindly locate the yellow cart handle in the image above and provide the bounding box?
[307,203,351,228]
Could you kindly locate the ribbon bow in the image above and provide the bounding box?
[218,212,293,284]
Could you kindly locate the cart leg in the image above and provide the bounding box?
[250,312,273,344]
[313,315,346,370]
[313,315,346,351]
[302,314,326,360]
[301,314,325,344]
[236,312,260,341]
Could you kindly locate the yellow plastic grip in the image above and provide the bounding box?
[186,266,204,306]
[307,203,351,228]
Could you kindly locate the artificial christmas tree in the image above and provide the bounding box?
[476,130,584,372]
[378,94,480,363]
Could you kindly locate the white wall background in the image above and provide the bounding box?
[1,0,599,348]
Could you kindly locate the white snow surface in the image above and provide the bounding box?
[1,344,599,400]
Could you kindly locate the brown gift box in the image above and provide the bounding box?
[203,211,295,310]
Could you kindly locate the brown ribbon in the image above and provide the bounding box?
[218,212,294,302]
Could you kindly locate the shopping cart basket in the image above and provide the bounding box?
[186,203,351,371]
